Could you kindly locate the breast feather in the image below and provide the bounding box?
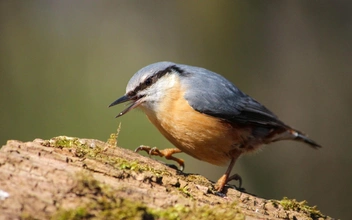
[142,79,248,166]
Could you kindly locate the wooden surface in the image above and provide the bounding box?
[0,137,332,220]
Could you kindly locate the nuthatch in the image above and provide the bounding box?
[109,61,321,192]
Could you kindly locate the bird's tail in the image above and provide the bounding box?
[271,128,321,149]
[292,129,321,148]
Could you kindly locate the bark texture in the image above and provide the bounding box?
[0,137,333,220]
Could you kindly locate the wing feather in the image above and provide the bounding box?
[178,65,286,128]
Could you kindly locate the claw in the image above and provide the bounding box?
[134,145,184,171]
[227,173,243,191]
[149,147,158,155]
[134,145,151,153]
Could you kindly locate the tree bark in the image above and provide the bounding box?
[0,137,333,220]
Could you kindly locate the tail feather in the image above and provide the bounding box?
[289,129,321,149]
[270,128,321,149]
[293,130,321,149]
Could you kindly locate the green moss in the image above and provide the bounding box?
[177,184,192,198]
[106,122,121,147]
[184,174,213,190]
[60,199,152,220]
[20,213,38,220]
[150,201,244,220]
[46,136,85,149]
[53,199,150,220]
[42,136,95,158]
[52,172,151,220]
[52,172,244,220]
[277,197,324,219]
[42,136,170,177]
[53,207,90,220]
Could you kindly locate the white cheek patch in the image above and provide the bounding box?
[151,74,177,99]
[140,74,178,111]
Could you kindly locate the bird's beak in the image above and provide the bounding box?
[109,94,143,118]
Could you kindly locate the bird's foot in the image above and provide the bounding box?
[215,173,243,192]
[135,145,184,171]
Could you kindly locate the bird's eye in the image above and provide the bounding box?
[145,78,152,86]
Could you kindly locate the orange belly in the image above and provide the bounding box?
[140,79,250,166]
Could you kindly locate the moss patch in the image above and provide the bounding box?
[42,136,170,177]
[150,202,244,220]
[52,172,152,220]
[274,197,324,219]
[52,172,244,220]
[106,122,121,147]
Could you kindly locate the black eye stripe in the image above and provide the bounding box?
[170,65,183,75]
[130,65,184,96]
[127,91,136,97]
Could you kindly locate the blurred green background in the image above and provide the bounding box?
[1,1,351,219]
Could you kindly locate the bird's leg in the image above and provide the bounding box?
[215,150,241,192]
[135,145,184,171]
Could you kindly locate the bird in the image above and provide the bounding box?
[109,61,321,192]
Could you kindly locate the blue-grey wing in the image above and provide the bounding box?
[179,65,286,128]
